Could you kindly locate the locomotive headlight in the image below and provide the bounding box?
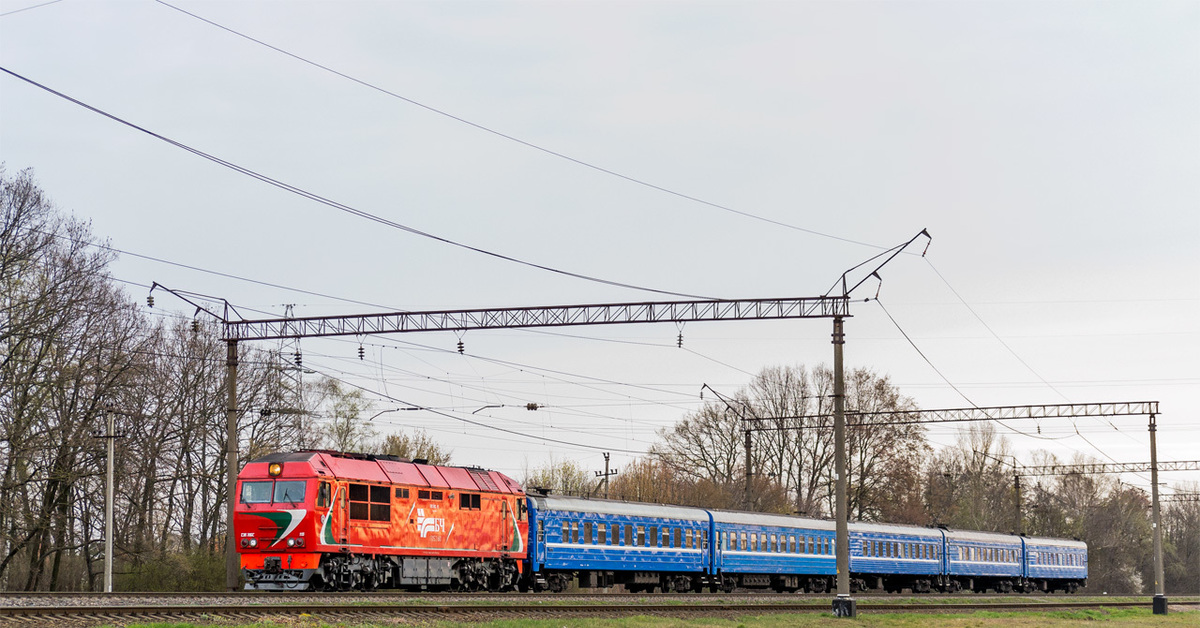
[248,538,258,548]
[268,462,283,477]
[287,538,296,547]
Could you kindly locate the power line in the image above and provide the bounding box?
[875,297,1068,442]
[0,0,64,18]
[921,258,1150,469]
[875,296,1159,486]
[153,0,883,250]
[49,229,757,376]
[305,366,647,455]
[0,65,714,301]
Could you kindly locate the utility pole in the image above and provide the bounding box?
[744,429,753,509]
[831,315,854,617]
[1150,413,1167,615]
[1013,471,1022,535]
[594,453,618,499]
[94,409,122,593]
[225,340,239,592]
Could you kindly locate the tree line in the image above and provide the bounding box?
[0,168,445,590]
[1,168,1195,593]
[524,367,1199,595]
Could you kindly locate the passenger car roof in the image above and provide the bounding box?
[709,509,837,531]
[943,529,1023,544]
[531,495,710,521]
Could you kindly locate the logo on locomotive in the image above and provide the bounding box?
[415,508,445,538]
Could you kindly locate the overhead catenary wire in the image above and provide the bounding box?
[0,65,714,301]
[919,258,1154,481]
[875,297,1068,442]
[0,0,63,18]
[875,297,1159,485]
[153,0,884,251]
[304,367,647,455]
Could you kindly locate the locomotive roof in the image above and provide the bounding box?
[530,494,710,522]
[244,450,523,495]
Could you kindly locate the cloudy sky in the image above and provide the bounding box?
[2,0,1196,493]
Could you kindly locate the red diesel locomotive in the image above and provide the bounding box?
[235,450,527,590]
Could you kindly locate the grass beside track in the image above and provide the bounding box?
[114,606,1200,628]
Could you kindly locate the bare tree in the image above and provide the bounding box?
[311,378,374,453]
[377,430,452,465]
[522,456,596,496]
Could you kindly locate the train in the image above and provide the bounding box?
[235,450,1087,594]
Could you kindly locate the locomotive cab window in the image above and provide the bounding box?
[459,493,481,510]
[240,481,272,504]
[316,482,331,508]
[272,481,304,504]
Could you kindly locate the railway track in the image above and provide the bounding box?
[0,598,1165,625]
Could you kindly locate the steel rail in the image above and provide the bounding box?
[0,600,1155,620]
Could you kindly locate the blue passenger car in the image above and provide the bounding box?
[521,493,1087,595]
[849,522,945,593]
[711,510,836,592]
[943,529,1024,592]
[1023,536,1087,593]
[526,494,712,592]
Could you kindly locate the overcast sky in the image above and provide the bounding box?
[2,0,1197,494]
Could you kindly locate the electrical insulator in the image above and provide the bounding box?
[457,340,464,354]
[191,320,200,334]
[358,345,365,360]
[146,295,154,308]
[677,333,683,348]
[293,351,302,367]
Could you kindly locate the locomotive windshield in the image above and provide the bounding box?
[274,481,306,504]
[240,480,307,504]
[241,481,272,504]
